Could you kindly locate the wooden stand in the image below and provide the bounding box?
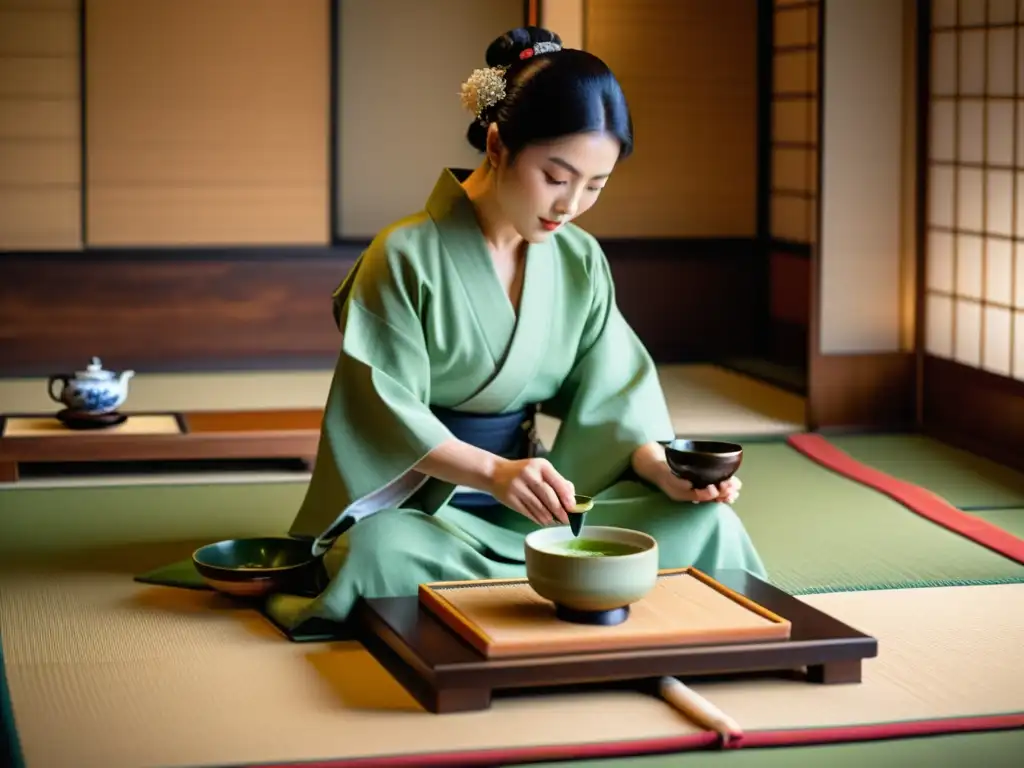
[0,409,323,482]
[353,569,878,714]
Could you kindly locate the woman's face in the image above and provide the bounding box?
[487,127,620,243]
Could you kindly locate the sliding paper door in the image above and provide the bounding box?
[925,0,1024,380]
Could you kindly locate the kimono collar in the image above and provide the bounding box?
[424,167,477,228]
[421,167,555,392]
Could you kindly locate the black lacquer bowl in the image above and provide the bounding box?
[192,536,320,598]
[664,439,743,490]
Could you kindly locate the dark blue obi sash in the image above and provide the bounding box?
[430,404,537,509]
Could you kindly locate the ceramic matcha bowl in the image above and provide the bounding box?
[524,525,659,626]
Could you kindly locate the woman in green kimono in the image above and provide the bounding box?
[270,27,767,631]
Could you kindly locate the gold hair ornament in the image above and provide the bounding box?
[459,66,507,120]
[459,41,563,121]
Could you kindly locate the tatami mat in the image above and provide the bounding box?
[971,509,1024,541]
[4,441,1023,596]
[535,364,803,449]
[1,575,1020,768]
[824,434,1024,510]
[658,364,805,437]
[0,483,303,565]
[728,444,1024,594]
[0,574,702,768]
[690,585,1024,729]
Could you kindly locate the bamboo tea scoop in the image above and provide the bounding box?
[567,494,594,537]
[657,676,743,744]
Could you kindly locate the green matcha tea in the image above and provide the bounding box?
[551,539,645,557]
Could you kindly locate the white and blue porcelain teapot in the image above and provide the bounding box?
[47,357,135,414]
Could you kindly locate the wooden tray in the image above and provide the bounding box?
[353,569,878,714]
[418,568,792,658]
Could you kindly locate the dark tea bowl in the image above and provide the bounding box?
[664,439,743,490]
[192,536,319,599]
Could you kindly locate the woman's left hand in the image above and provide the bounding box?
[657,471,742,505]
[715,475,742,504]
[631,442,742,505]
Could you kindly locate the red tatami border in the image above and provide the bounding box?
[787,433,1024,566]
[250,713,1024,767]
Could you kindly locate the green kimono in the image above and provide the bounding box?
[268,168,767,631]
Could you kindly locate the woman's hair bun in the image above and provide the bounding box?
[462,24,632,160]
[466,119,489,152]
[485,26,562,68]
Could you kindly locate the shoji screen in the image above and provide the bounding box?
[925,0,1024,380]
[0,0,81,250]
[85,0,329,246]
[770,0,819,245]
[765,0,819,366]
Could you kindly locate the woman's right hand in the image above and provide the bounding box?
[489,457,576,526]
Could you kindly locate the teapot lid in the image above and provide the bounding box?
[76,357,114,380]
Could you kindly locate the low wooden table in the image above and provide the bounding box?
[0,409,323,482]
[353,569,878,714]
